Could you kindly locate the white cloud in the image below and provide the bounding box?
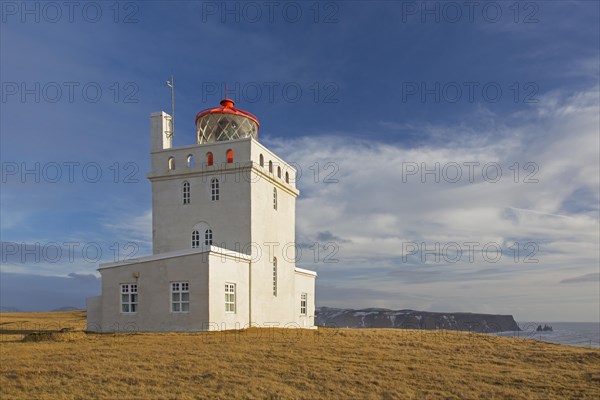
[266,88,600,321]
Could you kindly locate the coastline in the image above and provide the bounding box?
[496,322,600,348]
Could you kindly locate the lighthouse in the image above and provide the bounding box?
[86,97,317,331]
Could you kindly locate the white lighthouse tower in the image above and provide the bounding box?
[86,97,317,331]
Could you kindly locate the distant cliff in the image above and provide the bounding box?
[0,306,21,313]
[316,307,521,332]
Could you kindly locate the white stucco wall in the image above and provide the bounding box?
[148,138,299,256]
[207,252,250,330]
[149,139,254,255]
[93,247,250,332]
[150,111,172,152]
[294,268,317,328]
[86,296,102,332]
[248,143,299,326]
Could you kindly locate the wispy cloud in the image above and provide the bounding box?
[269,88,599,321]
[560,273,600,284]
[101,209,153,246]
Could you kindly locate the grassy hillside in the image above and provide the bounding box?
[1,311,598,399]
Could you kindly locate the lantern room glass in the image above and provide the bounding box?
[196,114,258,144]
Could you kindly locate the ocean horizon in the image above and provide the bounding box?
[496,322,600,348]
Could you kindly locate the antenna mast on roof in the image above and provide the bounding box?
[166,75,175,136]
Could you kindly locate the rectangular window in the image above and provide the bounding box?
[211,178,219,201]
[272,266,277,296]
[171,282,190,313]
[300,293,307,315]
[225,283,236,313]
[183,182,190,205]
[121,283,138,313]
[272,259,277,297]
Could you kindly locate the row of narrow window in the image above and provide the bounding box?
[120,282,307,315]
[120,282,235,314]
[182,179,219,204]
[259,154,290,183]
[182,180,277,210]
[168,150,234,170]
[168,151,291,187]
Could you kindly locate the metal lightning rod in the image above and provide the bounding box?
[166,75,175,136]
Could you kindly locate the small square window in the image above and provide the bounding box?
[171,281,189,313]
[120,284,138,314]
[225,283,236,313]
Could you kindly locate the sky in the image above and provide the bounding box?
[1,1,599,322]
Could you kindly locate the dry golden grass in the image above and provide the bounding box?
[1,311,598,399]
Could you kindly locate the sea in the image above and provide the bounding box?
[495,322,600,348]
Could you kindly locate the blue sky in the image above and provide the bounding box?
[1,1,599,321]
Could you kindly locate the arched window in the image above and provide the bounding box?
[226,149,234,164]
[191,230,200,248]
[259,154,264,167]
[269,160,273,173]
[192,222,210,248]
[187,154,195,168]
[182,181,190,204]
[277,166,281,178]
[211,178,219,201]
[206,152,213,166]
[285,172,289,183]
[168,157,175,170]
[272,257,277,296]
[204,229,213,246]
[273,187,277,210]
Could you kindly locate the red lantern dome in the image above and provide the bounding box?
[195,98,260,144]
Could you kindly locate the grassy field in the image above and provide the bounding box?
[1,311,598,399]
